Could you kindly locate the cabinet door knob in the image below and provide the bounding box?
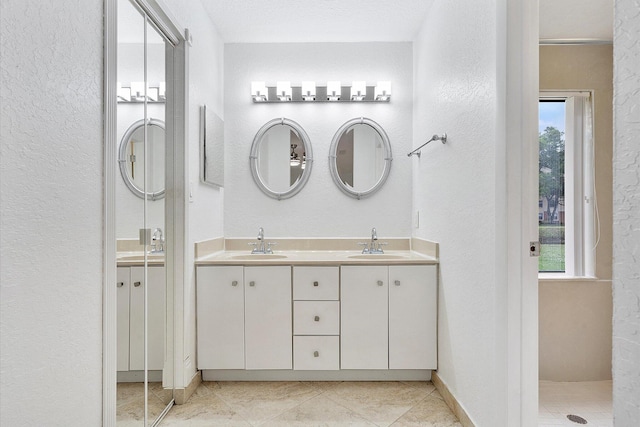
[313,281,319,287]
[134,281,142,287]
[117,282,124,288]
[232,280,238,287]
[313,351,319,357]
[377,280,383,286]
[395,280,401,286]
[314,316,320,322]
[249,281,255,287]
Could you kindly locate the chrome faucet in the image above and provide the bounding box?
[250,227,275,254]
[358,227,387,254]
[151,228,164,253]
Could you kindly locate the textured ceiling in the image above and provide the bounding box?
[539,0,613,41]
[200,0,434,43]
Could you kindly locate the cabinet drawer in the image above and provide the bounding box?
[293,266,339,300]
[294,301,340,335]
[294,336,339,370]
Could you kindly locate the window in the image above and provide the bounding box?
[538,92,596,277]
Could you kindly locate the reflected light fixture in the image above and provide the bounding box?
[301,81,316,101]
[251,81,268,102]
[351,81,366,101]
[375,81,391,101]
[276,81,292,101]
[130,81,146,101]
[327,81,341,101]
[117,82,131,102]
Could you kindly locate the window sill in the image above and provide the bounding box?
[538,273,599,282]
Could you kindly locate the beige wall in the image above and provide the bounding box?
[539,45,613,381]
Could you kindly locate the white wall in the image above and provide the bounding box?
[224,42,413,238]
[413,1,500,425]
[161,0,225,386]
[0,1,103,426]
[612,0,640,423]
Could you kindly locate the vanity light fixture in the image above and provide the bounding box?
[251,81,268,102]
[158,82,166,101]
[117,82,166,103]
[249,81,391,103]
[351,81,367,101]
[117,82,131,102]
[130,81,146,101]
[301,81,316,101]
[276,81,292,101]
[375,81,391,101]
[327,81,341,101]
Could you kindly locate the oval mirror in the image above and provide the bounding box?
[329,117,392,199]
[250,118,314,200]
[118,118,165,200]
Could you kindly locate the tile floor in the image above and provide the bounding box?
[160,381,462,426]
[539,380,613,427]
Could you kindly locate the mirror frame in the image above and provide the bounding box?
[329,117,393,199]
[118,118,166,200]
[249,117,314,200]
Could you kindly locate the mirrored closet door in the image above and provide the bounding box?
[115,0,174,424]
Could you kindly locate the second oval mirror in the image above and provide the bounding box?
[329,117,392,199]
[250,118,313,199]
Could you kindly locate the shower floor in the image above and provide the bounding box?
[539,380,612,427]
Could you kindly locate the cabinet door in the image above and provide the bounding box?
[341,266,388,369]
[245,266,292,370]
[117,267,130,371]
[389,265,437,369]
[130,266,166,371]
[196,266,244,369]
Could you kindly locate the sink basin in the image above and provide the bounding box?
[347,254,409,260]
[118,254,165,261]
[231,254,288,260]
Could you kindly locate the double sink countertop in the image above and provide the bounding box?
[117,237,439,266]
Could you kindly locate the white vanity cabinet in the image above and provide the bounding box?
[196,265,292,370]
[293,266,340,370]
[117,266,166,372]
[341,265,437,370]
[341,266,389,369]
[388,265,437,369]
[196,266,245,369]
[244,266,292,370]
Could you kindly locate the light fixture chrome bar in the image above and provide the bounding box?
[407,133,447,158]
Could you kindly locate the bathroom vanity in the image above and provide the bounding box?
[116,257,166,375]
[195,239,438,381]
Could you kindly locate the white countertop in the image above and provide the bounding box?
[195,250,438,266]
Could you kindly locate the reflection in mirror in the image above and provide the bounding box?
[118,118,165,200]
[329,117,392,199]
[200,105,224,187]
[250,118,313,199]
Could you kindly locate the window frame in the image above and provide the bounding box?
[538,91,595,279]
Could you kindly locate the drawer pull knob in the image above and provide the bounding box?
[314,316,320,322]
[377,280,383,286]
[249,281,255,287]
[232,280,238,287]
[395,280,401,286]
[117,282,124,288]
[313,351,319,357]
[134,281,142,287]
[313,281,319,287]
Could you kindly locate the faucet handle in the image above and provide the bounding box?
[266,242,277,253]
